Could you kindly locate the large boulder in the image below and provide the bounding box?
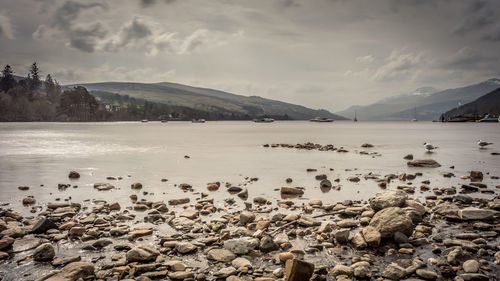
[369,190,408,211]
[31,217,58,234]
[369,207,415,238]
[45,262,94,281]
[126,246,160,263]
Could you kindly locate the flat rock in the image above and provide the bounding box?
[206,248,236,262]
[12,237,41,253]
[369,190,407,211]
[369,207,415,238]
[407,159,441,168]
[459,207,495,220]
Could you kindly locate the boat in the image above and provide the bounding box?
[410,106,418,122]
[354,110,358,122]
[141,119,148,123]
[192,119,206,123]
[310,117,334,122]
[160,119,168,123]
[253,118,275,123]
[478,114,499,123]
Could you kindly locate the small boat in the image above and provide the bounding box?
[253,118,275,123]
[160,119,168,123]
[354,110,358,122]
[478,114,499,123]
[192,119,206,123]
[310,117,334,122]
[141,119,148,123]
[410,106,418,122]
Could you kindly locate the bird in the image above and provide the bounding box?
[477,140,493,148]
[423,142,437,152]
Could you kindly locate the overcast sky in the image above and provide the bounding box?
[1,0,499,111]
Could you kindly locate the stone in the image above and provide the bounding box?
[0,236,14,250]
[232,257,252,268]
[279,252,294,262]
[285,259,314,281]
[18,186,29,190]
[369,207,414,238]
[214,266,237,278]
[169,271,195,280]
[260,235,279,253]
[68,171,80,179]
[22,197,36,205]
[168,198,190,205]
[394,232,409,245]
[52,256,81,267]
[224,237,259,254]
[407,159,441,168]
[175,242,197,254]
[404,154,413,160]
[459,207,495,220]
[109,202,120,211]
[335,228,350,243]
[351,231,367,249]
[416,269,437,280]
[239,211,255,224]
[460,273,489,281]
[180,210,199,219]
[361,226,381,246]
[12,237,41,252]
[126,246,160,262]
[470,171,483,181]
[131,182,142,189]
[280,187,304,196]
[45,262,94,281]
[382,263,406,280]
[331,264,353,277]
[352,262,371,278]
[369,190,407,211]
[463,260,479,273]
[33,243,55,261]
[69,226,86,237]
[206,248,236,262]
[31,217,58,234]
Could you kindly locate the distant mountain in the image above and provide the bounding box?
[67,81,347,120]
[336,79,500,120]
[441,87,500,119]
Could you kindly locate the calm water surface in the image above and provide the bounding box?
[1,121,499,216]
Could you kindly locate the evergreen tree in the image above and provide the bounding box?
[29,62,41,91]
[0,65,17,92]
[45,74,59,102]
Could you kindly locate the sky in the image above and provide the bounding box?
[1,0,500,111]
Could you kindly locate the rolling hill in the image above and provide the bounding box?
[67,81,347,120]
[441,87,500,119]
[336,79,500,120]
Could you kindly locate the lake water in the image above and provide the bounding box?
[1,121,499,216]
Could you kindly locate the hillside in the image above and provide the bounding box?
[336,79,500,120]
[67,81,347,120]
[441,88,500,119]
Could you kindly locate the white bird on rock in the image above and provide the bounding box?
[477,140,493,148]
[423,142,437,152]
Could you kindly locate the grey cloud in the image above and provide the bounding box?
[53,1,107,28]
[69,23,108,52]
[373,51,425,82]
[454,0,499,36]
[0,13,14,39]
[482,29,500,42]
[440,47,494,70]
[139,0,175,8]
[104,18,153,52]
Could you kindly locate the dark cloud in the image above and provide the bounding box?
[69,23,108,52]
[454,0,499,37]
[440,47,494,70]
[104,18,153,52]
[53,1,107,28]
[482,29,500,42]
[139,0,176,8]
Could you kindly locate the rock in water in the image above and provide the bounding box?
[45,262,94,281]
[285,259,314,281]
[126,246,160,262]
[131,182,142,189]
[33,243,55,261]
[31,217,58,234]
[281,187,304,196]
[407,159,441,168]
[369,190,407,211]
[68,171,80,179]
[459,207,495,220]
[369,207,415,238]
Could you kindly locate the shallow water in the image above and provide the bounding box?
[1,121,500,216]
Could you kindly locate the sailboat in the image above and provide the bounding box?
[354,110,358,122]
[411,106,418,122]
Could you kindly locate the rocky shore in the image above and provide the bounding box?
[1,164,499,281]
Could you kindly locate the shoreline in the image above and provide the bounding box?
[0,161,499,281]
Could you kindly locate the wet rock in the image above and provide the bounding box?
[169,271,195,280]
[348,176,360,182]
[281,187,304,196]
[45,262,95,281]
[253,197,268,204]
[335,228,350,243]
[175,242,197,254]
[18,186,29,191]
[470,171,483,181]
[362,226,381,246]
[463,259,479,273]
[260,235,279,252]
[459,207,495,220]
[69,226,86,237]
[0,236,14,250]
[94,183,115,191]
[22,196,36,205]
[351,231,367,249]
[370,207,415,238]
[206,248,236,262]
[239,211,255,224]
[180,210,199,219]
[31,217,58,234]
[432,202,460,219]
[237,189,248,199]
[460,273,489,281]
[33,243,55,261]
[109,202,120,211]
[279,252,294,263]
[315,174,327,180]
[320,179,332,189]
[224,237,259,254]
[232,257,252,268]
[131,182,142,189]
[369,190,407,211]
[382,263,406,280]
[52,256,81,267]
[168,198,190,205]
[407,159,441,168]
[352,262,371,278]
[126,246,160,262]
[285,259,314,281]
[207,183,219,191]
[416,269,437,280]
[404,154,414,160]
[68,171,80,179]
[12,237,41,252]
[361,143,374,148]
[214,266,237,278]
[331,264,353,277]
